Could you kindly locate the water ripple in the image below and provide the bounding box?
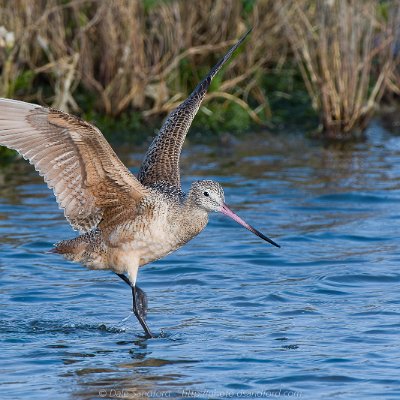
[1,127,400,399]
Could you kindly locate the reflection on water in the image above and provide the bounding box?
[1,121,400,399]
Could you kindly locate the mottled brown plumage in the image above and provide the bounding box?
[0,101,147,233]
[0,30,279,338]
[137,30,251,188]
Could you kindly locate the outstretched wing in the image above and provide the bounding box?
[138,29,251,188]
[0,98,149,233]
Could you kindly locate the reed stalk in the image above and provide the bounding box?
[279,0,400,139]
[0,0,282,128]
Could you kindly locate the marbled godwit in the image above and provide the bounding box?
[0,30,279,338]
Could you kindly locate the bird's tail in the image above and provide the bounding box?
[50,236,88,262]
[49,230,105,270]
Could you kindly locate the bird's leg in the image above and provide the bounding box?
[116,273,148,318]
[116,273,131,287]
[115,273,153,338]
[133,285,148,319]
[131,285,153,338]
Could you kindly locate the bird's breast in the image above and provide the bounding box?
[140,207,208,265]
[105,199,208,267]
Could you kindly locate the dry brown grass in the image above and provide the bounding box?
[385,4,400,98]
[0,0,283,125]
[279,0,400,139]
[1,0,398,139]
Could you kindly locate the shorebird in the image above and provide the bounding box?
[0,30,279,338]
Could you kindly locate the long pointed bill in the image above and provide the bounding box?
[220,203,280,248]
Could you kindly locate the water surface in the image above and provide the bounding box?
[1,122,400,399]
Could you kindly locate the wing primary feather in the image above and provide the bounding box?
[137,28,252,188]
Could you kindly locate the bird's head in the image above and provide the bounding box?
[189,180,280,248]
[189,180,225,212]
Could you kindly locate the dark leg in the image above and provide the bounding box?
[134,286,148,319]
[116,273,131,287]
[115,273,153,338]
[132,285,153,338]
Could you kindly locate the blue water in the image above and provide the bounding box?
[1,122,400,399]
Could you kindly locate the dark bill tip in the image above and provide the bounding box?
[220,203,280,248]
[249,225,281,248]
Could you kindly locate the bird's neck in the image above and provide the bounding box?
[183,191,208,219]
[177,193,209,240]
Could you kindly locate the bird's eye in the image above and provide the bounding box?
[203,191,209,197]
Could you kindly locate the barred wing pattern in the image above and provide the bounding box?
[138,29,251,189]
[0,99,148,233]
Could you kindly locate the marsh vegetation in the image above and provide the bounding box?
[0,0,399,154]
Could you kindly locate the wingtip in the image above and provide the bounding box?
[227,27,253,56]
[242,27,253,40]
[206,27,253,82]
[235,27,253,48]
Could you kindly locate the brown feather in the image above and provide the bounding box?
[0,99,148,233]
[137,29,251,189]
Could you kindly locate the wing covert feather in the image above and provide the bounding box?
[0,98,148,233]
